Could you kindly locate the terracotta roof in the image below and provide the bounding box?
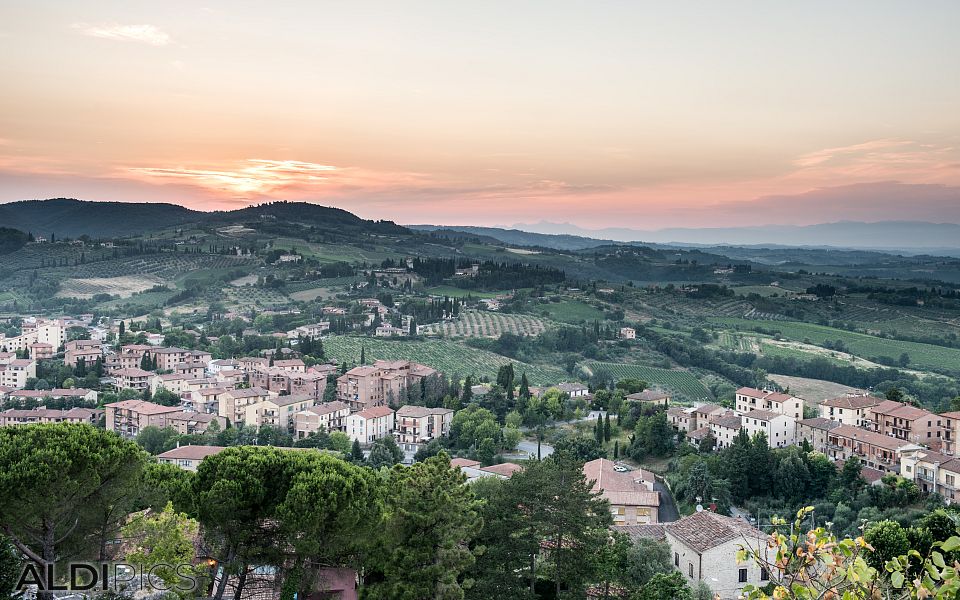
[687,426,711,441]
[226,387,269,398]
[871,400,933,421]
[665,511,767,553]
[619,523,666,542]
[304,401,350,416]
[157,445,226,461]
[693,403,722,416]
[742,409,780,421]
[450,457,480,468]
[822,395,883,410]
[270,394,314,407]
[113,368,153,377]
[481,462,524,477]
[105,400,180,415]
[796,417,842,431]
[396,405,454,418]
[709,414,742,430]
[355,405,394,419]
[583,458,659,508]
[830,424,917,451]
[626,389,671,402]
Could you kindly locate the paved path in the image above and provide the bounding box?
[653,480,680,522]
[514,439,554,459]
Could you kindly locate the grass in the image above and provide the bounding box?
[535,300,605,324]
[582,362,713,401]
[715,317,960,375]
[323,336,568,384]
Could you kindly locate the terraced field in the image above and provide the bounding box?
[323,336,567,384]
[421,311,551,338]
[715,317,960,375]
[582,361,713,401]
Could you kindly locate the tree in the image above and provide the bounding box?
[635,572,692,600]
[368,436,404,469]
[365,454,482,600]
[863,520,911,572]
[840,455,867,496]
[553,434,607,462]
[886,387,905,402]
[619,537,673,591]
[0,423,146,596]
[0,536,21,600]
[350,439,365,463]
[603,413,612,442]
[328,431,352,454]
[122,502,206,594]
[477,438,497,466]
[136,425,181,455]
[698,431,716,453]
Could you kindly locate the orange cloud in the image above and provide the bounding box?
[71,23,173,46]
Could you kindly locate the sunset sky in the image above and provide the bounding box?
[1,1,959,229]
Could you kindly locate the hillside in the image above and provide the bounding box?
[0,228,29,255]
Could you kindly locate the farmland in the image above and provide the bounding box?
[56,275,165,299]
[714,317,960,375]
[581,361,713,401]
[322,336,567,384]
[533,300,605,324]
[421,311,552,338]
[424,285,499,299]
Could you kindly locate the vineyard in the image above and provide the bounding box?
[56,275,165,299]
[225,286,292,309]
[323,336,567,384]
[714,317,960,375]
[582,361,713,401]
[421,311,552,338]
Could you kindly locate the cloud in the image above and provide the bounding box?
[788,139,959,185]
[128,159,338,195]
[71,23,172,46]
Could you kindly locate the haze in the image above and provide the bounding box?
[2,1,959,228]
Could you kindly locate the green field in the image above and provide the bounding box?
[424,285,499,299]
[715,317,960,375]
[535,301,605,324]
[582,362,713,401]
[323,336,567,384]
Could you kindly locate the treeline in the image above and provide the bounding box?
[409,257,565,289]
[0,423,712,600]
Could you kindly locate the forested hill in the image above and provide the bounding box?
[0,199,408,238]
[0,228,28,255]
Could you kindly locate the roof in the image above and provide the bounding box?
[354,405,394,419]
[7,388,94,398]
[709,414,742,430]
[396,405,454,418]
[822,395,883,410]
[344,365,379,377]
[226,387,269,398]
[557,382,588,392]
[626,389,671,402]
[113,368,153,377]
[303,401,350,416]
[830,424,917,451]
[157,445,226,461]
[450,457,481,468]
[481,462,524,477]
[796,417,842,431]
[665,511,767,553]
[736,387,796,404]
[687,426,711,441]
[871,400,933,421]
[619,524,666,542]
[583,459,659,508]
[270,394,314,407]
[164,411,220,423]
[105,400,180,415]
[693,403,722,415]
[742,408,780,421]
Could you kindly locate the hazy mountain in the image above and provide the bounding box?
[510,220,960,251]
[0,199,407,238]
[409,225,613,251]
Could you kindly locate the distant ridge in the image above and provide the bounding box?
[0,199,407,238]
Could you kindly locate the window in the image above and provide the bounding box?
[739,568,748,583]
[674,552,679,567]
[689,563,694,578]
[761,567,769,581]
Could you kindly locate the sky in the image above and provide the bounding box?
[1,1,959,230]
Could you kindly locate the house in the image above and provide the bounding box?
[583,458,660,526]
[665,510,768,600]
[375,325,407,337]
[6,388,98,404]
[217,387,272,426]
[112,368,153,392]
[735,387,804,419]
[937,412,960,456]
[294,401,351,439]
[0,407,103,427]
[452,457,524,481]
[708,413,743,449]
[163,411,226,435]
[184,386,233,414]
[346,406,395,444]
[868,400,946,451]
[157,445,226,471]
[150,373,195,396]
[557,382,589,397]
[249,367,329,401]
[740,409,796,448]
[794,417,842,451]
[626,389,671,408]
[668,407,695,432]
[0,359,37,389]
[899,447,960,500]
[273,358,306,373]
[818,394,882,428]
[619,327,636,340]
[393,405,454,451]
[104,400,181,437]
[826,424,918,474]
[245,394,314,429]
[29,342,54,360]
[336,360,438,411]
[64,340,103,368]
[287,322,330,341]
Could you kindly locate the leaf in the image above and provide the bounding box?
[941,536,960,552]
[890,570,905,588]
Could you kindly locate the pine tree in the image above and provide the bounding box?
[350,439,364,463]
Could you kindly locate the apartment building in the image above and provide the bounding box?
[0,319,64,353]
[668,403,724,433]
[245,394,314,429]
[708,413,743,449]
[795,417,842,450]
[113,368,153,392]
[64,340,103,367]
[825,424,917,474]
[29,343,54,360]
[899,447,960,500]
[0,359,37,389]
[157,445,226,471]
[394,405,454,451]
[346,405,395,444]
[184,387,233,414]
[273,358,306,373]
[294,401,351,439]
[151,347,212,372]
[150,373,194,396]
[249,367,329,401]
[735,387,804,419]
[741,409,796,448]
[6,388,98,404]
[583,458,660,526]
[162,411,226,435]
[868,400,946,451]
[0,407,103,427]
[337,360,437,411]
[287,322,330,341]
[105,400,181,437]
[217,387,272,426]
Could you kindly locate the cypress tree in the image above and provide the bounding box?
[603,414,611,442]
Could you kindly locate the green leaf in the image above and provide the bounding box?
[890,570,905,588]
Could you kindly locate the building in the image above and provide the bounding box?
[105,400,182,437]
[287,322,330,341]
[294,401,351,439]
[708,413,743,449]
[452,458,524,482]
[217,387,272,426]
[245,394,314,429]
[346,406,395,444]
[735,387,804,420]
[740,409,796,448]
[826,424,918,474]
[668,407,696,432]
[29,343,54,360]
[112,368,153,392]
[157,445,226,471]
[619,327,636,340]
[625,389,671,408]
[336,360,438,411]
[899,447,960,500]
[64,340,103,368]
[794,417,842,450]
[583,458,660,526]
[0,359,37,389]
[249,367,328,400]
[393,405,454,451]
[557,382,589,397]
[818,394,882,428]
[665,510,768,600]
[868,400,946,451]
[375,325,407,337]
[0,407,103,427]
[0,319,64,353]
[163,411,226,435]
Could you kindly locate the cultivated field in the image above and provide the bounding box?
[56,275,165,299]
[534,300,605,324]
[582,361,713,401]
[421,311,551,338]
[767,374,861,404]
[323,336,567,384]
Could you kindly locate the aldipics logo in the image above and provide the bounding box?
[16,562,208,594]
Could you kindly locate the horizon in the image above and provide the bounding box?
[3,1,960,228]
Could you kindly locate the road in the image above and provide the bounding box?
[514,439,554,459]
[654,480,680,522]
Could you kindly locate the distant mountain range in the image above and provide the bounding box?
[505,220,960,253]
[0,198,406,238]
